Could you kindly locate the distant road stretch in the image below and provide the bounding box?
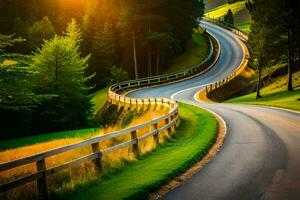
[129,21,300,200]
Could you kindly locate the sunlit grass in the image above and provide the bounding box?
[226,71,300,111]
[52,103,218,200]
[90,87,109,115]
[0,106,170,200]
[205,1,246,19]
[235,22,251,33]
[0,128,99,151]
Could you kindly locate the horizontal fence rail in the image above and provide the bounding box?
[203,17,248,41]
[203,18,250,96]
[0,28,219,200]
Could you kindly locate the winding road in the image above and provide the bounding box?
[129,22,300,200]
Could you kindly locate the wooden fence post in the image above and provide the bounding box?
[152,123,159,146]
[131,131,139,158]
[91,142,103,173]
[165,118,171,135]
[36,159,48,200]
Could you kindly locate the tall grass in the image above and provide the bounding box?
[0,105,171,200]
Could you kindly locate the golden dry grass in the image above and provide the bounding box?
[0,105,171,200]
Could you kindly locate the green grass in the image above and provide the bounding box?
[205,1,247,19]
[164,31,209,73]
[226,71,300,111]
[53,102,218,200]
[91,87,109,115]
[235,22,251,33]
[0,128,99,151]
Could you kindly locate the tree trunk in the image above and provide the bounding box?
[156,46,160,75]
[256,66,262,99]
[286,0,294,91]
[132,31,138,79]
[147,52,152,76]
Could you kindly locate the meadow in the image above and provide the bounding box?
[226,71,300,111]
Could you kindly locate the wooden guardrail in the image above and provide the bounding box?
[108,31,217,97]
[0,100,179,200]
[203,18,250,96]
[203,17,248,41]
[0,30,219,200]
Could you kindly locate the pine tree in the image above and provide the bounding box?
[65,18,82,44]
[29,31,92,130]
[224,9,234,27]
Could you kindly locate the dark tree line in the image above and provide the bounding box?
[0,0,204,88]
[0,0,204,138]
[246,0,300,98]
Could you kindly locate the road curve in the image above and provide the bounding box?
[129,22,300,200]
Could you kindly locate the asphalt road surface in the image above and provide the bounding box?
[129,22,300,200]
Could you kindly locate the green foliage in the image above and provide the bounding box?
[164,31,209,73]
[0,34,47,138]
[65,18,82,44]
[109,66,129,84]
[121,110,144,127]
[97,104,120,126]
[224,9,234,26]
[88,24,117,87]
[29,32,93,131]
[27,16,56,50]
[52,103,218,200]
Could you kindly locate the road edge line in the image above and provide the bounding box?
[148,95,227,200]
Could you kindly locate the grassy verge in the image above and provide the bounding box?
[235,22,251,33]
[53,103,218,200]
[0,128,99,151]
[164,30,209,73]
[91,87,108,115]
[226,71,300,111]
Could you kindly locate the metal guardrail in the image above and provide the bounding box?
[0,31,219,200]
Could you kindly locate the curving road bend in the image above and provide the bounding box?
[129,21,300,200]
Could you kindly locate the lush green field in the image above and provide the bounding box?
[226,71,300,111]
[53,103,218,200]
[0,128,99,151]
[91,87,109,115]
[205,1,246,19]
[164,31,209,73]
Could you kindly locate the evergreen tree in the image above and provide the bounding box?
[29,30,92,131]
[247,0,287,98]
[0,34,44,138]
[64,18,82,44]
[224,9,234,27]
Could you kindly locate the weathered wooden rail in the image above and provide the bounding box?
[0,98,179,200]
[0,30,219,200]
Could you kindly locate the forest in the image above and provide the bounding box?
[0,0,205,138]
